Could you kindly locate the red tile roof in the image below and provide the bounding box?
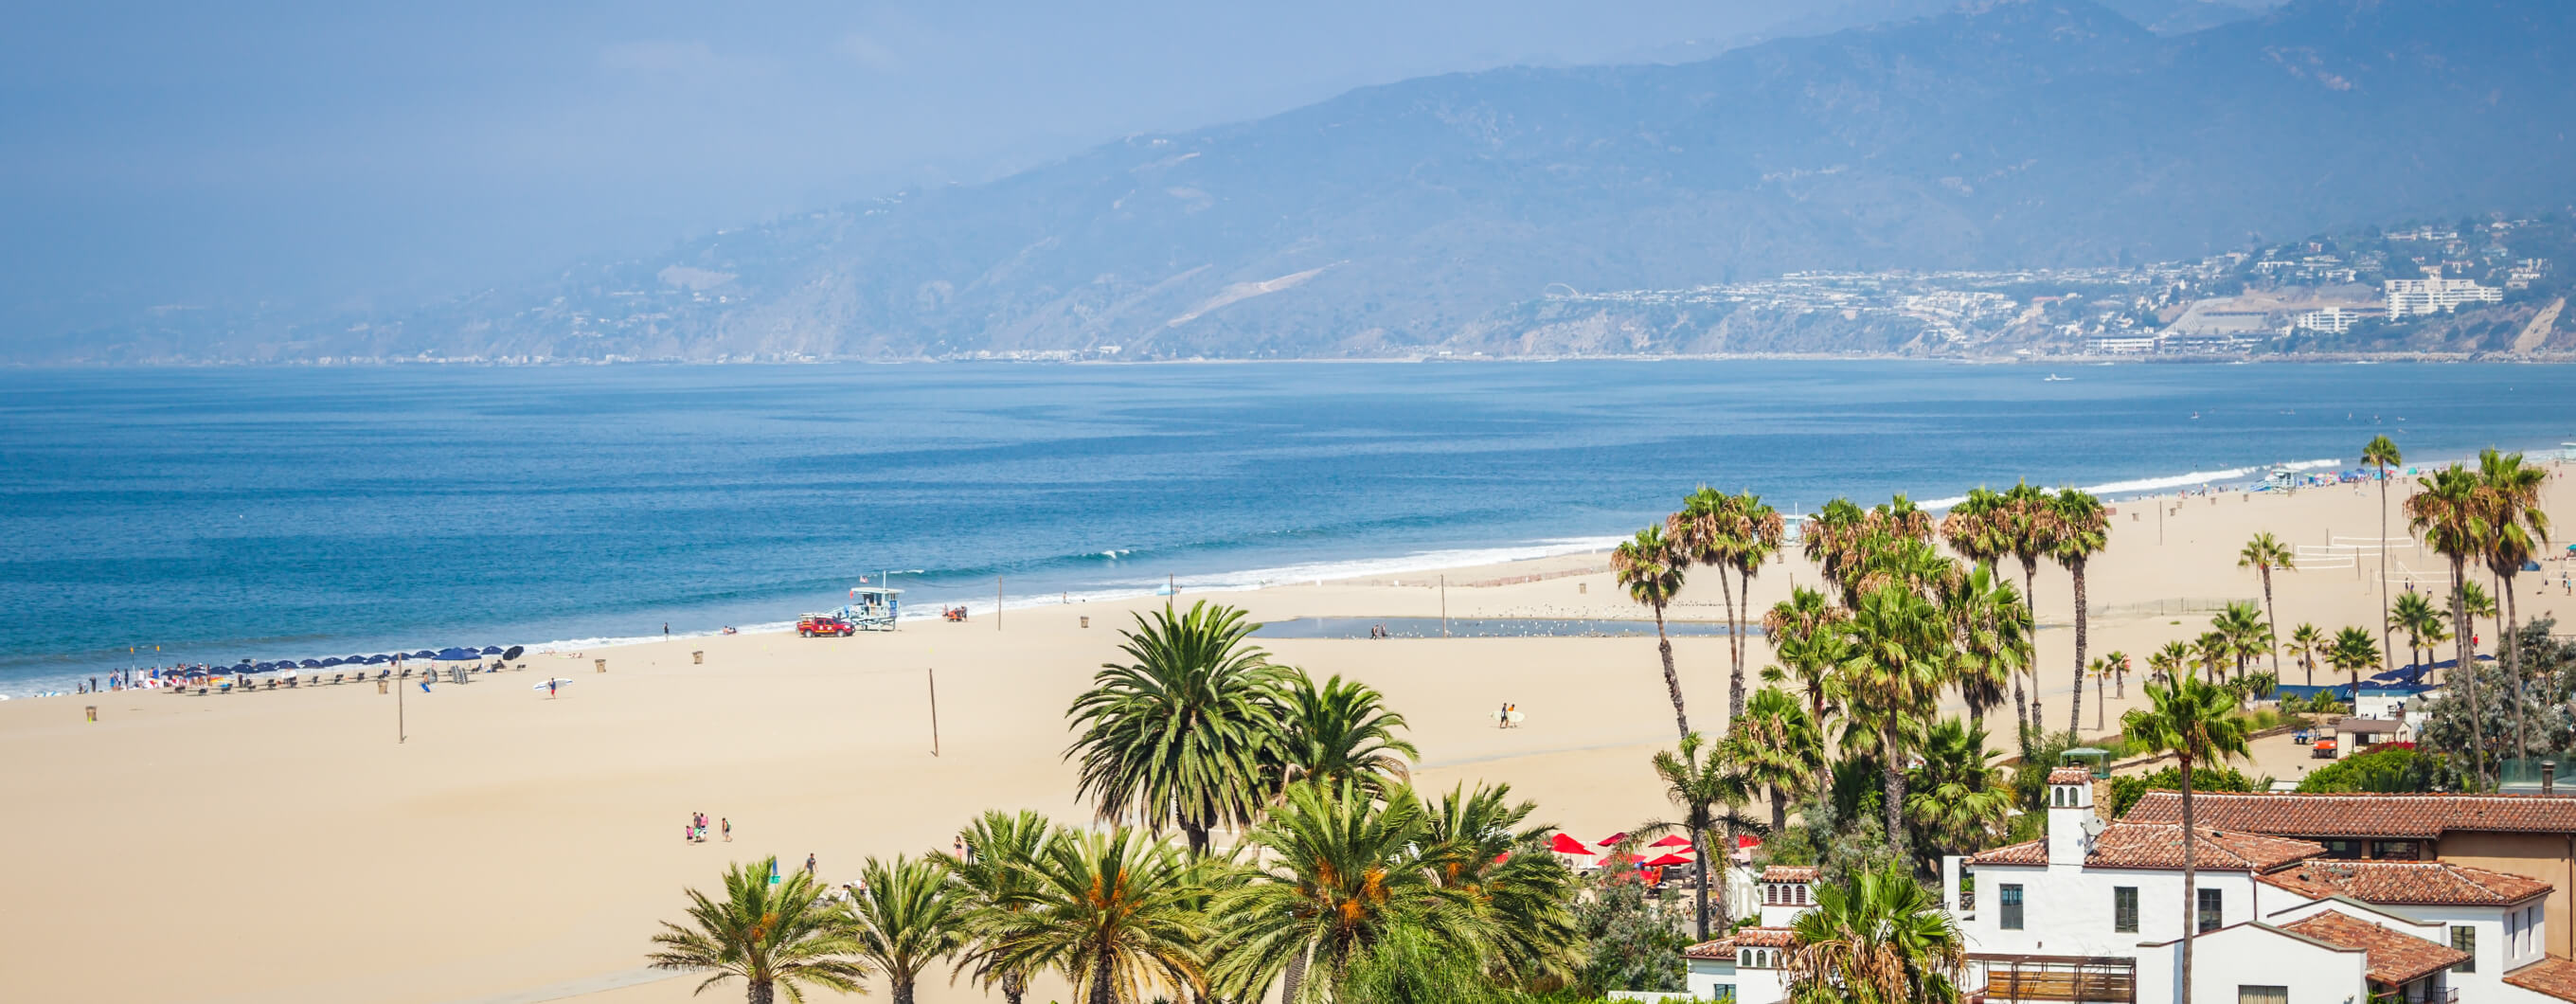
[1969,820,2325,871]
[2260,859,2553,906]
[1683,926,1798,959]
[2048,767,2093,785]
[2506,956,2576,1002]
[2279,910,2472,985]
[2126,791,2576,837]
[1762,866,1817,883]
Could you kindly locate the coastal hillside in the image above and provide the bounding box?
[53,0,2576,363]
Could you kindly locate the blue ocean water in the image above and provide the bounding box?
[3,361,2570,695]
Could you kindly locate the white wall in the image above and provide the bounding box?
[2134,923,2370,1004]
[1963,862,2268,959]
[1684,955,1785,1004]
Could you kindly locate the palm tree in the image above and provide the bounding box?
[1066,601,1289,855]
[2480,448,2551,762]
[1904,718,2011,865]
[848,854,966,1004]
[2052,489,2110,735]
[1613,524,1693,741]
[1939,487,2012,569]
[2192,632,2231,684]
[1802,497,1871,596]
[1784,861,1967,1004]
[1941,563,2030,735]
[648,859,870,1004]
[2363,435,2403,668]
[1762,586,1852,798]
[2210,601,2270,682]
[2388,592,2445,672]
[1728,686,1828,835]
[2287,623,2325,688]
[947,810,1057,1004]
[2121,676,2251,1004]
[1208,780,1466,1003]
[1636,730,1754,941]
[2238,532,2295,674]
[1417,783,1582,989]
[1275,672,1419,798]
[2461,581,2498,656]
[2327,626,2381,706]
[1726,493,1787,721]
[1841,583,1954,847]
[2409,464,2491,780]
[2001,481,2061,730]
[978,827,1209,1004]
[2148,640,2190,685]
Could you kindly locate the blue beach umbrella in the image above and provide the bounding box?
[300,659,324,669]
[435,647,475,661]
[410,650,437,660]
[479,645,504,655]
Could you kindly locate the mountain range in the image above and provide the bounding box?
[40,0,2576,364]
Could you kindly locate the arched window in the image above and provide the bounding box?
[1795,884,1808,905]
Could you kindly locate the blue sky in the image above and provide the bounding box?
[0,0,1845,335]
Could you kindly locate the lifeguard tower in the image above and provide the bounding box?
[837,586,903,631]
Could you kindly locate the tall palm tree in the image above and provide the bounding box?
[1417,783,1582,989]
[2388,592,2446,672]
[2192,632,2231,684]
[2362,435,2403,668]
[978,827,1210,1004]
[2237,532,2296,674]
[1728,686,1828,835]
[2287,623,2325,688]
[1613,524,1693,741]
[1673,488,1744,717]
[2051,489,2110,736]
[1762,586,1852,798]
[1939,487,2012,570]
[1940,563,2030,734]
[1208,780,1468,1004]
[2001,481,2060,729]
[1726,493,1787,721]
[1801,497,1871,598]
[2210,601,2270,682]
[2121,676,2251,1004]
[947,810,1058,1004]
[2479,448,2550,762]
[2408,464,2492,780]
[2149,640,2191,685]
[2327,626,2381,705]
[648,859,871,1004]
[848,854,966,1004]
[1066,601,1289,855]
[1636,730,1755,941]
[1784,861,1967,1004]
[1275,672,1419,798]
[1840,583,1954,846]
[2460,581,2497,657]
[1904,718,2011,866]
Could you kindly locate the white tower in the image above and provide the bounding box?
[2046,767,2098,867]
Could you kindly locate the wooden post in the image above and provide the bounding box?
[1440,575,1449,638]
[397,657,406,744]
[928,667,941,757]
[996,576,1003,631]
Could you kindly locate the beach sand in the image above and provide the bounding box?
[4,466,2571,1003]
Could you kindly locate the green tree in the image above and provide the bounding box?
[1762,585,1852,786]
[976,827,1209,1004]
[2410,464,2493,780]
[2287,623,2325,688]
[1941,562,2030,734]
[2327,626,2382,699]
[1275,671,1419,798]
[1419,782,1583,989]
[1784,861,1967,1004]
[946,810,1058,1004]
[2211,601,2271,681]
[2052,489,2111,735]
[1208,780,1469,1003]
[2479,448,2551,762]
[1571,866,1689,996]
[1674,489,1786,722]
[2149,640,2191,685]
[1334,916,1512,1004]
[2193,632,2232,684]
[647,859,871,1004]
[1904,718,2012,864]
[2238,532,2296,674]
[2107,765,2262,816]
[1840,583,1954,851]
[1729,686,1828,836]
[1636,730,1753,941]
[2363,435,2404,669]
[1613,524,1693,741]
[2388,592,2447,672]
[848,854,966,1004]
[1066,601,1289,855]
[2298,746,2468,794]
[2121,676,2251,1004]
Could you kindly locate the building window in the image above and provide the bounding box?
[2000,884,2025,930]
[1795,884,1807,905]
[2238,986,2287,1004]
[2454,925,2476,972]
[2376,840,2420,861]
[2114,887,2139,933]
[1764,885,1777,905]
[2198,888,2223,933]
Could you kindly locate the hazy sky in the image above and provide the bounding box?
[0,0,1848,332]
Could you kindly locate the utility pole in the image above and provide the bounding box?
[1440,575,1449,638]
[396,656,406,744]
[927,667,941,757]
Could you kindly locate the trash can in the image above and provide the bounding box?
[85,706,98,723]
[692,651,704,665]
[595,658,607,673]
[377,679,388,694]
[1080,616,1089,629]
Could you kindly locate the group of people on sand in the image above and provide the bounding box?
[1495,701,1521,728]
[684,812,731,844]
[1368,623,1393,638]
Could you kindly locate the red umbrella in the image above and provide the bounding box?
[1548,833,1594,855]
[1596,832,1629,848]
[1648,834,1692,849]
[1641,852,1696,868]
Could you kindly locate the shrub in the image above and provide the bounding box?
[2108,765,2263,816]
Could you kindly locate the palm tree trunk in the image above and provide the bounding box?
[2020,559,2042,743]
[2506,573,2528,763]
[1692,828,1712,941]
[893,975,917,1004]
[2379,473,2395,670]
[1003,971,1028,1004]
[1655,606,1689,741]
[2261,570,2280,675]
[2180,753,2198,1004]
[1716,572,1740,724]
[1734,567,1754,722]
[2451,557,2486,781]
[1091,952,1116,1004]
[1183,819,1210,857]
[2068,561,2089,738]
[1281,945,1308,1004]
[1772,788,1790,838]
[2012,676,2030,752]
[747,980,776,1004]
[1882,723,1906,850]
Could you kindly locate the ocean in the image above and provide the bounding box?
[3,360,2570,695]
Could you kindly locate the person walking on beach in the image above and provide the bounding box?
[804,852,817,875]
[721,817,730,842]
[662,622,670,637]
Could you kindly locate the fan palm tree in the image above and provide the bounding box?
[2327,626,2381,704]
[947,810,1057,1004]
[847,854,966,1004]
[1904,718,2011,865]
[1672,488,1745,715]
[2051,489,2111,735]
[2479,448,2550,762]
[1939,487,2012,568]
[2001,481,2060,725]
[2409,464,2492,779]
[1784,860,1967,1004]
[2362,435,2403,668]
[648,859,871,1004]
[1418,782,1582,988]
[1728,686,1828,835]
[1726,493,1787,721]
[2461,581,2497,656]
[2121,675,2250,1004]
[1940,562,2030,735]
[2192,632,2231,684]
[1840,583,1954,847]
[1635,730,1756,941]
[2149,640,2191,685]
[2210,601,2270,682]
[1613,524,1693,741]
[1801,497,1871,596]
[2237,532,2295,674]
[977,827,1209,1004]
[2388,592,2446,672]
[1066,601,1289,855]
[1207,780,1470,1004]
[1275,672,1418,798]
[1762,587,1850,724]
[2287,623,2325,688]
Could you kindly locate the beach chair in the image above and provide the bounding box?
[194,686,208,695]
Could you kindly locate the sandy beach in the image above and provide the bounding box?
[5,464,2573,1003]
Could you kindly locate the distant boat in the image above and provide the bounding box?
[2044,374,2073,382]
